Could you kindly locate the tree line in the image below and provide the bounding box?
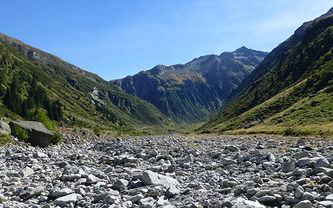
[1,68,62,121]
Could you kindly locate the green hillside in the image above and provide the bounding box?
[201,9,333,137]
[0,33,173,134]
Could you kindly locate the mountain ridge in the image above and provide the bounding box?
[111,46,267,123]
[0,32,173,134]
[202,7,333,137]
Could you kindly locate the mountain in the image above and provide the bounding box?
[111,47,267,124]
[202,7,333,137]
[0,32,172,134]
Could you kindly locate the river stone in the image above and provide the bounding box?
[142,170,179,189]
[326,194,333,202]
[244,200,265,208]
[302,192,315,201]
[318,201,333,207]
[156,195,171,207]
[282,160,296,173]
[9,120,54,147]
[314,157,329,168]
[227,145,240,152]
[53,193,80,206]
[221,158,237,165]
[297,158,313,167]
[0,194,7,203]
[19,166,34,178]
[139,197,155,208]
[259,196,277,204]
[128,194,144,203]
[293,200,312,208]
[52,188,73,197]
[295,186,304,198]
[86,174,101,184]
[104,195,120,204]
[112,179,128,191]
[35,151,48,158]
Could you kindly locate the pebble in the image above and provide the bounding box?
[1,133,333,207]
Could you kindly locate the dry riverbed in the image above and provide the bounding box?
[1,133,333,208]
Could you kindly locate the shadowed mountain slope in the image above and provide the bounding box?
[112,47,267,124]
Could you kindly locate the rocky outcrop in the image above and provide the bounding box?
[111,47,267,123]
[0,120,11,134]
[9,120,54,147]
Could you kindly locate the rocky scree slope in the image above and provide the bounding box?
[203,7,333,132]
[1,133,333,207]
[111,47,267,124]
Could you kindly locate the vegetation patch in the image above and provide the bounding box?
[0,133,11,145]
[11,125,28,141]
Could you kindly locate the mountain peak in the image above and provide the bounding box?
[235,46,249,53]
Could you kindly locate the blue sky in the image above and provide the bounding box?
[1,1,332,80]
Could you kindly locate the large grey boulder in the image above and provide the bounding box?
[9,120,54,147]
[142,170,179,187]
[142,170,180,197]
[0,120,11,134]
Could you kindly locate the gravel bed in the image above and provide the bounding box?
[1,133,333,208]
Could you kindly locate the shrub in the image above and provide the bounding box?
[93,126,102,137]
[12,125,29,141]
[34,110,56,131]
[0,133,12,145]
[52,132,62,144]
[283,127,299,136]
[201,129,212,134]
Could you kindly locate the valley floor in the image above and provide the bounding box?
[1,133,333,207]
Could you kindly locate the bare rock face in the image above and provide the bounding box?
[9,120,54,147]
[0,120,11,134]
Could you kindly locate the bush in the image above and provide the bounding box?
[12,125,29,141]
[0,133,12,145]
[201,129,212,134]
[52,132,62,144]
[283,127,299,136]
[34,110,56,131]
[93,126,103,137]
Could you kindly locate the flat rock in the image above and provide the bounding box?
[142,170,179,189]
[244,200,265,208]
[318,201,333,207]
[53,193,80,206]
[128,194,144,203]
[293,200,312,208]
[52,188,73,197]
[259,196,277,204]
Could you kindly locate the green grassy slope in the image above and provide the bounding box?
[0,33,173,133]
[201,9,333,137]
